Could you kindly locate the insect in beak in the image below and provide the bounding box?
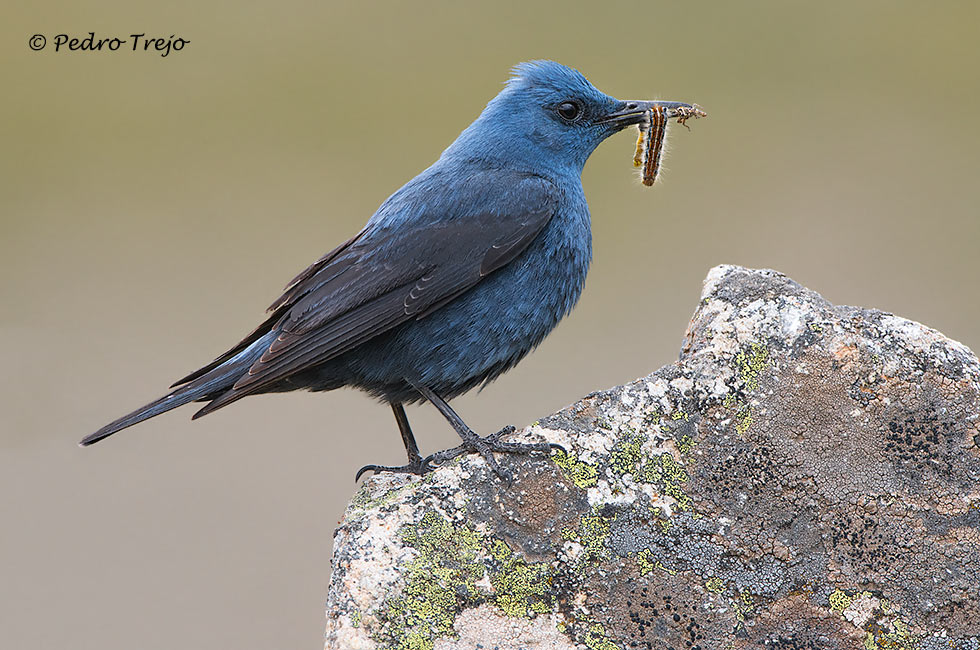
[629,104,706,186]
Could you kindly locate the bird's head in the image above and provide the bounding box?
[441,60,698,176]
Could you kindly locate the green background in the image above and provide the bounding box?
[2,1,978,648]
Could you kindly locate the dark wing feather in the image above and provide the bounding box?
[269,233,363,312]
[193,172,559,415]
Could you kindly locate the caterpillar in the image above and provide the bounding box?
[633,104,705,186]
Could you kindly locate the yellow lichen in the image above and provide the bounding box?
[610,432,645,477]
[636,549,656,576]
[553,448,599,489]
[863,632,878,650]
[376,511,557,650]
[732,590,755,622]
[584,623,619,650]
[678,434,697,454]
[488,540,553,618]
[829,588,853,612]
[655,561,677,576]
[639,452,692,511]
[734,404,753,436]
[735,342,769,392]
[829,588,920,650]
[578,511,615,560]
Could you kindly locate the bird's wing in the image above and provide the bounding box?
[190,172,559,415]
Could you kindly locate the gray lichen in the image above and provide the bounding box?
[325,266,980,649]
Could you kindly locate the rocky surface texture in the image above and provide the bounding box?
[324,266,980,650]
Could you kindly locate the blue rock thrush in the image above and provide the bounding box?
[81,61,702,481]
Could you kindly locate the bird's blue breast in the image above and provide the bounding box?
[344,181,592,402]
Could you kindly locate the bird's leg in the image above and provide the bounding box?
[392,403,424,466]
[415,385,553,481]
[354,403,430,481]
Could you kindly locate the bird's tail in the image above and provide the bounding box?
[79,332,275,446]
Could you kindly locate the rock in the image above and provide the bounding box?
[324,265,980,650]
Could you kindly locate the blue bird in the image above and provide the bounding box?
[80,61,701,480]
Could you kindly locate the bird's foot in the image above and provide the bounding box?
[354,458,431,482]
[424,426,561,483]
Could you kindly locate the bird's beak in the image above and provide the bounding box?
[600,100,706,129]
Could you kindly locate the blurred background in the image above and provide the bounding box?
[2,1,978,648]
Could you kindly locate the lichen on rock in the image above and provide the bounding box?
[325,266,980,650]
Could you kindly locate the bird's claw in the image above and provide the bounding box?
[354,458,431,482]
[356,432,563,483]
[422,425,558,483]
[547,441,567,455]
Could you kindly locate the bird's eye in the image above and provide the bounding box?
[556,101,582,122]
